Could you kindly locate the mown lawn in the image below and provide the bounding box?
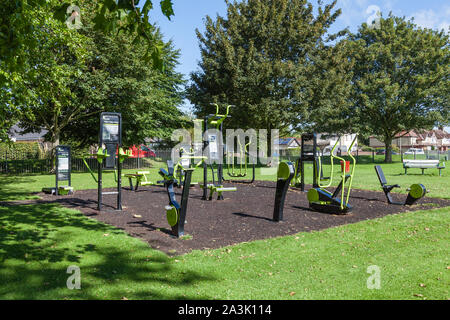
[0,203,448,299]
[0,158,448,300]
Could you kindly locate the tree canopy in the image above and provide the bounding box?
[0,0,176,143]
[1,0,184,149]
[347,14,449,162]
[186,0,350,138]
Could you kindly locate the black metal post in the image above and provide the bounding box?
[117,146,122,211]
[273,162,295,222]
[98,159,102,211]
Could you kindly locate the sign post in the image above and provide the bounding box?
[42,145,73,195]
[98,112,122,211]
[55,145,72,195]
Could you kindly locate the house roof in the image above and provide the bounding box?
[394,131,418,138]
[277,137,300,146]
[433,129,450,139]
[8,125,47,141]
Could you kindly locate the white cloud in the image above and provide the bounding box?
[409,8,450,32]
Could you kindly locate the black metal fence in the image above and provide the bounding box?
[1,147,448,175]
[0,149,173,175]
[279,148,450,164]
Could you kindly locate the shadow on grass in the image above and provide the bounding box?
[0,203,216,299]
[0,175,41,201]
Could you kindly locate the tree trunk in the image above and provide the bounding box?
[50,131,60,172]
[384,136,393,163]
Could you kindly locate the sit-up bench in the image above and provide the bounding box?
[403,160,445,176]
[123,171,155,191]
[374,165,427,206]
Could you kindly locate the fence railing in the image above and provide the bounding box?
[0,149,173,175]
[278,149,450,164]
[1,148,448,175]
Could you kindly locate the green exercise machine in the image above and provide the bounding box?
[306,134,358,214]
[225,135,256,183]
[174,146,206,188]
[374,165,427,205]
[82,112,131,211]
[201,103,237,200]
[159,160,194,238]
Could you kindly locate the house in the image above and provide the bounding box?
[8,125,47,143]
[369,128,450,151]
[369,131,418,150]
[433,129,450,151]
[7,125,52,152]
[318,133,358,153]
[275,134,358,156]
[275,137,301,150]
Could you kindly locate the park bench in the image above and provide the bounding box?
[402,159,445,176]
[123,171,155,191]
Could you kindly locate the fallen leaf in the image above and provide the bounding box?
[289,292,296,296]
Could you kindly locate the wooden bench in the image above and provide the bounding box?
[403,160,445,176]
[123,171,155,191]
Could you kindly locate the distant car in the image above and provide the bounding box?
[128,145,156,158]
[404,148,424,155]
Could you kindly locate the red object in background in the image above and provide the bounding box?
[340,160,350,173]
[128,145,156,158]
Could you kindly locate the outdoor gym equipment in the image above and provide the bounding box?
[123,171,156,191]
[225,136,256,184]
[306,134,358,215]
[374,165,427,205]
[42,145,74,196]
[82,112,131,211]
[201,103,237,200]
[290,133,322,190]
[174,146,206,188]
[273,161,295,221]
[159,160,194,238]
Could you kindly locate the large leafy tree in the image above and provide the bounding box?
[1,2,88,147]
[348,15,449,162]
[12,0,184,149]
[61,19,185,148]
[0,0,175,142]
[186,0,346,139]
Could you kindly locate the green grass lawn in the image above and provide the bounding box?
[0,203,448,299]
[0,159,449,300]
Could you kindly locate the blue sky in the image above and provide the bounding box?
[148,0,449,130]
[150,0,449,81]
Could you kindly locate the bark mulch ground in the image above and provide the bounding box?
[11,181,450,256]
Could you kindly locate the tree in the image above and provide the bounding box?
[186,0,346,143]
[348,15,449,162]
[0,0,175,142]
[61,22,185,148]
[1,2,89,148]
[13,0,185,150]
